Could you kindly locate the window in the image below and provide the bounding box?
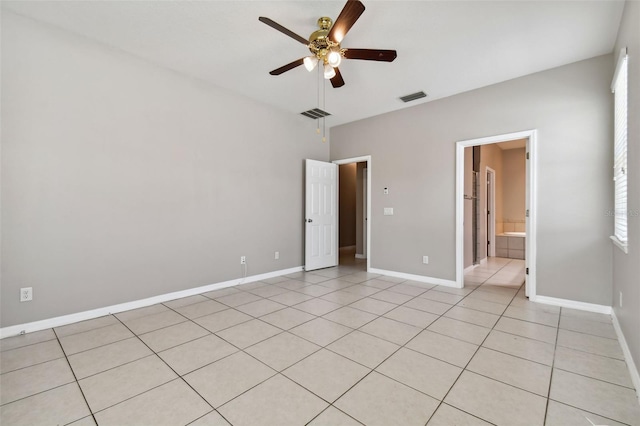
[611,47,628,253]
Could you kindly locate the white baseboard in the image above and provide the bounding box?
[532,295,612,315]
[612,310,640,404]
[463,258,488,274]
[369,268,459,288]
[0,266,303,340]
[355,253,367,259]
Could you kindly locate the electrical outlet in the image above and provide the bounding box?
[20,287,33,302]
[240,256,246,265]
[422,256,429,264]
[619,291,623,308]
[275,251,280,260]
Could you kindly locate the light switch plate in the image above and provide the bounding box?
[384,208,394,216]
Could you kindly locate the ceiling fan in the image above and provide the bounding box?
[259,0,397,88]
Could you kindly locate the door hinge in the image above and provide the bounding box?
[526,210,529,217]
[526,267,529,275]
[526,152,530,160]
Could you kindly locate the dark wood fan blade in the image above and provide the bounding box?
[344,48,397,62]
[259,17,309,45]
[269,58,305,75]
[327,0,365,44]
[331,68,345,88]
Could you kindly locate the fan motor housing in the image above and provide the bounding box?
[308,17,341,61]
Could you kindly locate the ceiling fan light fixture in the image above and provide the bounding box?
[304,56,319,72]
[327,49,342,67]
[260,0,398,89]
[323,63,336,79]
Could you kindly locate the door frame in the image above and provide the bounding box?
[362,168,368,259]
[456,130,537,299]
[333,156,372,272]
[486,166,496,258]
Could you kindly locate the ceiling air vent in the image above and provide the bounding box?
[399,91,427,103]
[301,108,331,119]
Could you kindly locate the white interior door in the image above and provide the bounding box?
[305,159,338,271]
[363,168,368,258]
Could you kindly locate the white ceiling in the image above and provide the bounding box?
[2,0,625,127]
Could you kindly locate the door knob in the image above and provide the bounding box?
[307,219,313,223]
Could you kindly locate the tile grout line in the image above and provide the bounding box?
[8,260,635,426]
[548,308,636,426]
[209,271,437,422]
[0,262,498,421]
[80,272,624,422]
[304,405,365,426]
[542,305,562,425]
[308,260,523,424]
[150,296,353,423]
[422,259,526,425]
[51,328,99,426]
[107,314,242,425]
[288,262,513,397]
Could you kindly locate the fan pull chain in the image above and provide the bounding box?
[316,65,321,135]
[322,76,326,143]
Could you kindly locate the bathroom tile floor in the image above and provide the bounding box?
[1,256,639,425]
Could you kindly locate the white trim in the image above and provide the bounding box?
[533,295,612,315]
[456,130,537,299]
[610,235,629,254]
[612,49,629,245]
[333,156,372,272]
[0,266,303,339]
[486,166,496,257]
[525,134,537,298]
[464,258,488,274]
[363,167,368,258]
[612,310,640,404]
[369,268,459,288]
[355,254,367,259]
[611,47,628,92]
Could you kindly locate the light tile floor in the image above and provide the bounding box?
[1,255,639,425]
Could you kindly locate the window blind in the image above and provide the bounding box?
[612,49,628,244]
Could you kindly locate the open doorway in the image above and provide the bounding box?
[456,130,537,299]
[338,163,361,268]
[334,156,371,272]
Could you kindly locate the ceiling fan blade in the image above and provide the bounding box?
[269,58,305,75]
[259,17,309,45]
[344,48,397,62]
[331,68,345,88]
[328,0,366,44]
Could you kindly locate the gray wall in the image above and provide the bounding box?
[502,148,526,223]
[331,54,614,305]
[612,0,640,384]
[479,144,503,260]
[1,12,329,327]
[339,163,357,247]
